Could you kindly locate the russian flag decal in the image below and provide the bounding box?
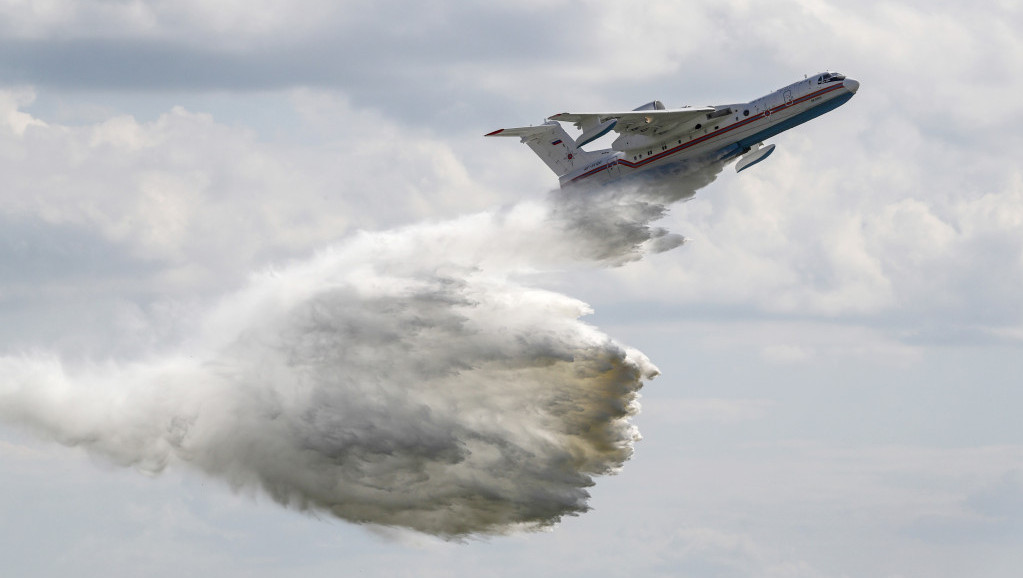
[551,140,563,145]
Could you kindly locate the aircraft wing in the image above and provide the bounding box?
[549,107,716,140]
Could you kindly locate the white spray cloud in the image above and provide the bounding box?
[0,161,724,538]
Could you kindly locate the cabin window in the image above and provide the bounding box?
[743,110,749,116]
[647,150,652,155]
[694,124,701,130]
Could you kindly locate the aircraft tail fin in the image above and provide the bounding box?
[485,121,599,177]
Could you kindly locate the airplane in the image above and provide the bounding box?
[486,72,859,187]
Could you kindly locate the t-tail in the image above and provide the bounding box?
[484,121,603,178]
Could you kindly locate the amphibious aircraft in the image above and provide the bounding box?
[486,72,859,187]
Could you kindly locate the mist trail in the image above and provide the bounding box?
[0,159,725,538]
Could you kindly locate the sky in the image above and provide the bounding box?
[1,0,1022,576]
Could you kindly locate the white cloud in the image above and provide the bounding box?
[0,88,500,298]
[0,0,341,44]
[584,113,1023,335]
[0,87,47,135]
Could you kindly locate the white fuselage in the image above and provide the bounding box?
[561,73,859,187]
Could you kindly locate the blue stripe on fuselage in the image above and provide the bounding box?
[735,92,854,151]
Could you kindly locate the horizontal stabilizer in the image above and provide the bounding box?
[485,121,600,177]
[485,125,556,139]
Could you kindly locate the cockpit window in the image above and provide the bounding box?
[818,72,846,84]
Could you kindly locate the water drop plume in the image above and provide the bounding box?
[0,159,725,538]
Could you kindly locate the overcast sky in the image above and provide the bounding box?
[1,0,1022,576]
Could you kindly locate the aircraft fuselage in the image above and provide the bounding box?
[564,71,859,186]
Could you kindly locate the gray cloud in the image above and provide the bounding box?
[0,4,575,120]
[0,215,157,284]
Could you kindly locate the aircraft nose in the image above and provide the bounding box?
[844,78,860,93]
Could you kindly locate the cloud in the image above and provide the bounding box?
[0,89,504,296]
[641,398,776,425]
[652,526,819,578]
[584,122,1023,341]
[760,344,813,364]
